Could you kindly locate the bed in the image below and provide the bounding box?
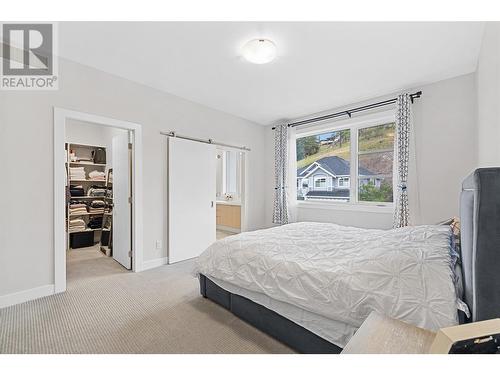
[195,168,500,353]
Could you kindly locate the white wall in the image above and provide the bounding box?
[66,119,111,149]
[264,73,478,228]
[476,22,500,166]
[412,74,477,223]
[0,58,266,298]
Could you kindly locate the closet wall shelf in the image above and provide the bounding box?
[70,196,106,199]
[68,162,107,167]
[70,179,107,183]
[69,213,106,217]
[68,228,103,234]
[68,142,106,148]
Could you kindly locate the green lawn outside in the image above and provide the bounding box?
[297,144,350,169]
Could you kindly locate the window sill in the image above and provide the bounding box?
[296,201,393,213]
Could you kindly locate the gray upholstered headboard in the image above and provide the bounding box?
[460,168,500,322]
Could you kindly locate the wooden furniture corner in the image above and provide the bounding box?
[341,312,436,354]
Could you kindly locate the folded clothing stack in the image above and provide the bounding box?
[89,170,106,181]
[89,200,106,214]
[70,185,85,197]
[87,186,106,197]
[70,167,86,180]
[69,202,88,215]
[88,216,103,229]
[69,218,86,232]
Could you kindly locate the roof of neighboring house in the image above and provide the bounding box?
[305,189,350,198]
[298,156,374,177]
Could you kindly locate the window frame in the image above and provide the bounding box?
[294,110,395,212]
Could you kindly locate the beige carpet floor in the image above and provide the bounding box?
[0,246,293,354]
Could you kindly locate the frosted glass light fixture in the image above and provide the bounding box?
[241,39,277,64]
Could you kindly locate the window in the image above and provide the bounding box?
[314,176,327,188]
[296,128,351,202]
[338,177,350,187]
[295,116,394,206]
[358,123,394,203]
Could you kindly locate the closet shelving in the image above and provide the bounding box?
[68,162,107,166]
[66,142,113,252]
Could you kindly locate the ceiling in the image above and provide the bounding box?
[59,22,484,125]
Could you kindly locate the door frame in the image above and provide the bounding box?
[53,107,144,293]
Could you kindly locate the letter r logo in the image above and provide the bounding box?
[2,24,53,76]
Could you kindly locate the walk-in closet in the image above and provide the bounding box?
[65,119,132,280]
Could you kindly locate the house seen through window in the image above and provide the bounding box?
[296,121,395,204]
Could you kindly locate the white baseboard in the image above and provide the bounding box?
[0,284,55,309]
[141,257,168,271]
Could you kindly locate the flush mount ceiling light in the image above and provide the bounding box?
[241,39,277,64]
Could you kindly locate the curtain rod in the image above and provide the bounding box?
[160,131,251,151]
[272,91,422,130]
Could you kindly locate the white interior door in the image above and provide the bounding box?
[168,137,216,263]
[112,132,132,269]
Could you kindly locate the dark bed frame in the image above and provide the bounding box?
[460,168,500,322]
[200,168,500,353]
[199,274,342,353]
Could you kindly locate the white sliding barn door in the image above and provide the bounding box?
[112,132,132,269]
[168,137,216,263]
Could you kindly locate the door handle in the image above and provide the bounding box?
[211,201,214,208]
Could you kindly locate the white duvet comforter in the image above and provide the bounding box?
[195,222,459,335]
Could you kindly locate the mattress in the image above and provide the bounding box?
[195,222,461,347]
[209,276,357,347]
